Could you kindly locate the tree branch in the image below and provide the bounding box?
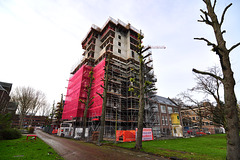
[213,0,216,10]
[79,99,85,104]
[192,68,223,82]
[221,30,226,35]
[142,46,151,54]
[194,37,216,48]
[198,9,212,25]
[90,101,94,106]
[96,92,103,99]
[229,42,240,52]
[100,85,106,89]
[220,3,232,27]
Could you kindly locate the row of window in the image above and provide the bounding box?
[192,122,214,126]
[118,34,135,58]
[191,116,212,120]
[162,115,171,125]
[160,105,178,114]
[118,47,135,58]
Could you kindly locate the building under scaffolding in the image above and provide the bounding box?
[62,17,168,139]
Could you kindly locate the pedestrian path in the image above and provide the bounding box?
[36,130,167,160]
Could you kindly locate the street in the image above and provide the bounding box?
[36,130,168,160]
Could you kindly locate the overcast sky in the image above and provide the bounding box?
[1,0,240,107]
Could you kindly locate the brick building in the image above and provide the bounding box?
[12,115,47,128]
[181,103,220,134]
[0,81,12,113]
[151,95,182,137]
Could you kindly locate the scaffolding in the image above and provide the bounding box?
[62,18,160,139]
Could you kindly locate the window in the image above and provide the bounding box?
[162,116,165,125]
[118,35,121,39]
[154,114,159,123]
[118,49,121,53]
[161,105,166,113]
[162,128,165,133]
[118,42,121,46]
[168,107,173,114]
[173,107,178,113]
[132,51,134,58]
[192,117,195,120]
[152,104,158,112]
[165,116,168,125]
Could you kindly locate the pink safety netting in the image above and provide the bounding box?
[88,59,105,118]
[62,59,105,120]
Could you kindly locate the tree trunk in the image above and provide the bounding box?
[135,55,144,150]
[82,69,94,140]
[198,107,202,132]
[82,106,88,139]
[98,56,110,144]
[19,114,24,128]
[198,1,240,159]
[222,58,240,160]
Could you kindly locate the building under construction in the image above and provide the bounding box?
[62,17,163,138]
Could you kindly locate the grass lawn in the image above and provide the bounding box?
[114,134,227,160]
[0,136,63,160]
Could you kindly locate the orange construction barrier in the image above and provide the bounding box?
[116,130,136,142]
[123,130,135,142]
[116,130,124,141]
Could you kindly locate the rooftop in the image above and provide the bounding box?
[81,17,141,44]
[152,95,177,106]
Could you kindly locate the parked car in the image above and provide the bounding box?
[58,123,73,137]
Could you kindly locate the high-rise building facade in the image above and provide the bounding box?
[62,17,158,138]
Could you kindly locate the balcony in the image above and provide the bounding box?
[82,33,97,50]
[100,35,114,49]
[101,27,115,42]
[86,41,95,51]
[130,42,137,51]
[130,34,138,41]
[105,43,113,52]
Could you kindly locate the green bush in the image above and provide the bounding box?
[0,113,12,129]
[0,128,22,140]
[28,127,34,133]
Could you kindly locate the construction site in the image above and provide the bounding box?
[62,17,163,139]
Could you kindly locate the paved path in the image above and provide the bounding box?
[36,130,168,160]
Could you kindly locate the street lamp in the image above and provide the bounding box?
[113,106,117,143]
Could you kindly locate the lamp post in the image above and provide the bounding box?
[114,106,117,143]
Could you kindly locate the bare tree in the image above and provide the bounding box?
[12,87,48,128]
[39,102,51,117]
[79,68,94,140]
[12,87,34,128]
[179,91,206,132]
[29,90,47,125]
[193,1,240,159]
[192,66,225,127]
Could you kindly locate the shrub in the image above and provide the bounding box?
[0,128,22,140]
[0,113,12,129]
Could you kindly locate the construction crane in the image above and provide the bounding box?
[147,45,166,49]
